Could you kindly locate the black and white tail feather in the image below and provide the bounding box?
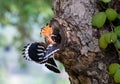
[22,42,60,73]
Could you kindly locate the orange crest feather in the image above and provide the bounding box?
[41,25,53,37]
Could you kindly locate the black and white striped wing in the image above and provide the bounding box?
[44,44,60,58]
[22,42,61,73]
[22,42,47,64]
[45,57,60,73]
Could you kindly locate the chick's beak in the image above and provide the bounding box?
[45,35,56,45]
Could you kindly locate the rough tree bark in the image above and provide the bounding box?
[50,0,120,84]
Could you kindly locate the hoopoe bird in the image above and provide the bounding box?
[22,24,61,73]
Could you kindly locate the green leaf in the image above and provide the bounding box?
[114,40,120,49]
[114,26,120,37]
[117,14,120,20]
[104,32,117,44]
[104,32,111,44]
[106,8,118,21]
[114,69,120,83]
[99,34,108,49]
[92,12,106,28]
[101,0,111,3]
[109,63,120,76]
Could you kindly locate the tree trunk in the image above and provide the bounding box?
[50,0,120,84]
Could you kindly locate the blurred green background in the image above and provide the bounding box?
[0,0,69,84]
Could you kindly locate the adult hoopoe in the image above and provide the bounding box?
[22,24,61,73]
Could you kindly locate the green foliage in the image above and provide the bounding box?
[104,32,112,44]
[114,26,120,49]
[0,0,54,50]
[99,32,117,49]
[99,34,108,49]
[109,63,120,83]
[101,0,111,3]
[104,32,117,44]
[105,8,118,21]
[92,12,106,28]
[92,8,118,29]
[114,26,120,37]
[114,69,120,83]
[109,63,120,75]
[0,0,54,24]
[94,1,120,83]
[92,8,120,84]
[92,1,120,50]
[114,40,120,49]
[117,14,120,20]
